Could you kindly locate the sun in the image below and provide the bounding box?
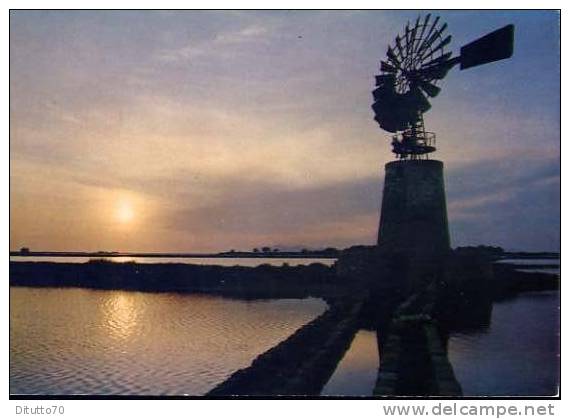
[116,200,135,224]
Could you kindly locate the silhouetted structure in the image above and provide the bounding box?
[372,16,513,159]
[363,17,517,396]
[378,160,449,257]
[372,16,514,263]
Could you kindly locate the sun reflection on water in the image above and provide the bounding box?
[102,292,141,340]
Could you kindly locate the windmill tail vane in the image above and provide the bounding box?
[371,15,514,160]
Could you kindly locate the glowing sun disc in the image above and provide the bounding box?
[116,201,135,224]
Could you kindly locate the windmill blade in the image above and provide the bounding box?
[418,22,447,58]
[417,79,441,97]
[409,16,421,52]
[460,24,514,70]
[404,22,411,55]
[424,16,441,44]
[425,23,448,53]
[375,74,396,88]
[422,34,452,61]
[408,14,430,67]
[406,86,431,114]
[372,87,383,101]
[416,15,440,56]
[420,51,453,68]
[380,60,397,73]
[415,60,455,80]
[372,100,403,133]
[386,46,402,69]
[395,35,405,59]
[373,79,397,100]
[372,98,393,114]
[416,14,431,47]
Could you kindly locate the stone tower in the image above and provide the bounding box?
[378,159,450,259]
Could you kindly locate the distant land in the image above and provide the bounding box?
[9,245,559,260]
[9,249,340,259]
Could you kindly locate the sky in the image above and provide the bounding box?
[9,10,560,253]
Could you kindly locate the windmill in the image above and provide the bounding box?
[372,15,514,159]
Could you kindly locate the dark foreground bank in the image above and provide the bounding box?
[9,260,349,301]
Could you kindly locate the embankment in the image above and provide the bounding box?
[207,298,365,396]
[374,290,462,397]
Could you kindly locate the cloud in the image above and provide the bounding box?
[445,156,560,250]
[156,23,272,62]
[163,175,380,233]
[446,156,559,209]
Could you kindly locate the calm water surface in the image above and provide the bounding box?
[10,256,336,266]
[448,290,560,396]
[494,258,560,275]
[321,330,379,396]
[495,259,559,265]
[10,287,327,395]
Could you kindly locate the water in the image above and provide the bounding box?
[448,290,560,396]
[10,287,327,395]
[321,330,379,396]
[10,256,335,267]
[495,257,560,278]
[516,268,560,274]
[495,258,559,265]
[495,258,560,274]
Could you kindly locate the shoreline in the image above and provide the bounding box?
[9,250,559,260]
[9,252,339,259]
